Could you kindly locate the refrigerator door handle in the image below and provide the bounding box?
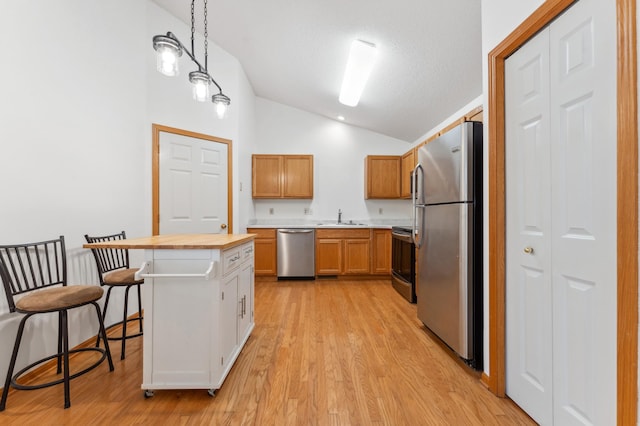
[412,163,424,248]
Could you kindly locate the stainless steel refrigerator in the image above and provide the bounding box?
[412,121,483,369]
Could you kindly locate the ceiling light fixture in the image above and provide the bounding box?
[152,0,231,118]
[338,39,377,107]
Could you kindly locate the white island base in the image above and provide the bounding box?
[139,241,254,397]
[85,234,255,398]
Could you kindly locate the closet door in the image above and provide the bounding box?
[549,0,616,423]
[505,0,616,424]
[505,27,553,425]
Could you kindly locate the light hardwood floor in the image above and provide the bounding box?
[0,279,534,425]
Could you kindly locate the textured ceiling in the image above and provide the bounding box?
[151,0,482,142]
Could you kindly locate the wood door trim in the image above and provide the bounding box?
[486,0,638,424]
[152,124,233,235]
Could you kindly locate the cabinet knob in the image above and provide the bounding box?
[523,247,534,254]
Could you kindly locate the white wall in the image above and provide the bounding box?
[253,98,412,224]
[0,0,256,383]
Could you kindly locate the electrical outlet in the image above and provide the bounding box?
[304,208,312,215]
[269,208,274,215]
[378,208,383,215]
[239,182,243,191]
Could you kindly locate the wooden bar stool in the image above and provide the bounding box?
[0,236,114,410]
[84,231,143,360]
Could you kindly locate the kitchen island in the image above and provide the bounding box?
[83,234,255,397]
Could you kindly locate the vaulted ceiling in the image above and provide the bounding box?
[152,0,483,142]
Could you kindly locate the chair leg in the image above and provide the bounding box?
[0,314,31,412]
[121,285,132,360]
[96,286,114,348]
[92,302,114,372]
[61,310,70,409]
[136,283,143,333]
[56,312,63,374]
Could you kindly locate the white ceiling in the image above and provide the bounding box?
[151,0,483,142]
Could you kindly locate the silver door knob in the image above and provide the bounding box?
[523,247,534,254]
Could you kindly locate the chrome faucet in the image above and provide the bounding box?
[337,209,342,224]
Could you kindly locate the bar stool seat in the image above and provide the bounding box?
[16,286,104,312]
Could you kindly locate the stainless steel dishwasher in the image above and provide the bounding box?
[276,228,315,279]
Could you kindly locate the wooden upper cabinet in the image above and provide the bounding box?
[252,155,282,198]
[252,154,313,199]
[364,155,401,199]
[283,155,313,198]
[401,149,415,199]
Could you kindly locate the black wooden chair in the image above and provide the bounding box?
[84,231,143,360]
[0,236,114,410]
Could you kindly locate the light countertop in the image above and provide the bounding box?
[83,234,255,250]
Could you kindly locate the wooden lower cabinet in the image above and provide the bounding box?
[315,229,372,276]
[316,238,342,275]
[371,229,391,274]
[249,227,392,278]
[247,228,277,276]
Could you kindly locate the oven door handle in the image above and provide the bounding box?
[391,232,413,243]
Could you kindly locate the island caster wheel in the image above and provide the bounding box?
[207,389,215,397]
[144,390,154,398]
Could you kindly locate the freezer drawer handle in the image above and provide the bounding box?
[134,261,217,280]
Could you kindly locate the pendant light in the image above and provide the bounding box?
[152,0,231,116]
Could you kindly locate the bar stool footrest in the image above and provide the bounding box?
[11,347,110,391]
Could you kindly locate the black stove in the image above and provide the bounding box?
[391,226,416,303]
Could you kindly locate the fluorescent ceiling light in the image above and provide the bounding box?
[339,40,377,107]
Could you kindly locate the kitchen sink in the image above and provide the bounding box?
[316,222,369,227]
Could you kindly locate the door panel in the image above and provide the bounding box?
[159,132,228,234]
[505,26,553,426]
[549,0,616,423]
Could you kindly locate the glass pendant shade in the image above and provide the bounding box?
[189,71,210,102]
[153,35,182,77]
[212,93,231,119]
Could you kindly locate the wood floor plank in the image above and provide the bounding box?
[0,279,533,425]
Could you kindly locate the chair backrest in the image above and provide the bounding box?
[0,236,67,312]
[84,231,130,284]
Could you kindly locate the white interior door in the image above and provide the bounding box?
[505,26,553,425]
[505,0,616,424]
[549,0,616,423]
[159,132,228,234]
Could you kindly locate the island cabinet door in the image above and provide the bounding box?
[238,262,253,342]
[220,274,239,372]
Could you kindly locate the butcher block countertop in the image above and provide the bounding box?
[83,234,256,250]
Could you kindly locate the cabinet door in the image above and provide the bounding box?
[221,274,239,370]
[316,239,342,275]
[371,229,391,274]
[252,155,282,198]
[401,150,415,199]
[253,238,277,276]
[283,155,313,198]
[365,156,401,199]
[344,239,370,274]
[238,262,253,342]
